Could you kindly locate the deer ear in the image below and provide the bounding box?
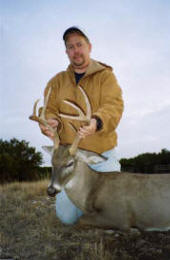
[42,146,54,155]
[76,151,105,164]
[86,156,105,164]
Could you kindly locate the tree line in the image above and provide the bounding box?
[0,138,170,183]
[120,149,170,173]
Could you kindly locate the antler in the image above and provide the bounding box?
[29,88,60,149]
[59,86,92,155]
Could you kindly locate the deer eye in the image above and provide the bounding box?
[66,161,74,168]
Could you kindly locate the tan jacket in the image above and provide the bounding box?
[44,59,124,154]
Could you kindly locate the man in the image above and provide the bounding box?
[40,27,124,224]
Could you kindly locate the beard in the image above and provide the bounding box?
[72,55,86,67]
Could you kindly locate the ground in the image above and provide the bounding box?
[1,180,170,260]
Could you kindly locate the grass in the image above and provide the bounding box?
[1,180,170,260]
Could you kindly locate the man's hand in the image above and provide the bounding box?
[78,118,97,139]
[40,118,59,140]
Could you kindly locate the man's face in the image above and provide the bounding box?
[65,33,92,70]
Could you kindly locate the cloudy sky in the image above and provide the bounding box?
[1,0,170,165]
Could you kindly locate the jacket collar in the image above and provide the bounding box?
[67,59,113,80]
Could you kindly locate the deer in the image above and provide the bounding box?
[30,86,170,232]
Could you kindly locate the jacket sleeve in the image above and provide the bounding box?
[93,70,124,134]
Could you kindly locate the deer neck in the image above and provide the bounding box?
[65,159,98,211]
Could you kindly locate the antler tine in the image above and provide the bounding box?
[68,122,77,133]
[40,87,52,121]
[53,131,60,149]
[29,88,53,130]
[59,86,91,123]
[67,123,81,155]
[69,135,82,155]
[59,86,92,156]
[29,87,60,149]
[79,86,91,121]
[60,100,86,121]
[29,99,40,122]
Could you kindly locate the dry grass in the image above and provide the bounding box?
[1,180,170,260]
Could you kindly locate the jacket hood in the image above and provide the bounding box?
[67,59,113,78]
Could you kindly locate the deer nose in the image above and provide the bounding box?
[47,186,57,197]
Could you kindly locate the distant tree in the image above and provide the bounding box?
[0,138,43,183]
[158,149,170,164]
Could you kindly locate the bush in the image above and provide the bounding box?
[0,138,43,183]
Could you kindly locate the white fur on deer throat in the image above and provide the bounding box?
[63,163,74,176]
[65,165,80,189]
[65,178,76,189]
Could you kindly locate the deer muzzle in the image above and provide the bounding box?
[47,185,60,197]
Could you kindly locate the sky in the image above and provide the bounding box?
[0,0,170,165]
